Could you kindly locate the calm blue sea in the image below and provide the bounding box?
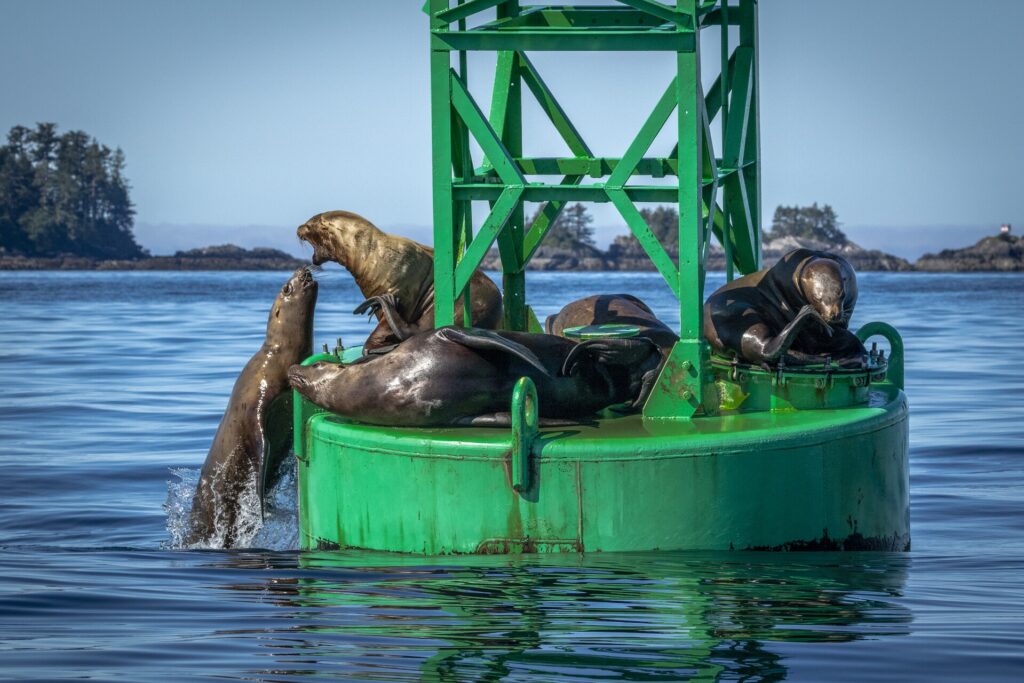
[0,269,1022,682]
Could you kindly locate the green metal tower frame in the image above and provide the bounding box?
[428,0,761,418]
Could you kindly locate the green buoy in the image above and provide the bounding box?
[294,1,910,554]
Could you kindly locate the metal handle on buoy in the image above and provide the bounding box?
[510,376,539,493]
[856,322,905,390]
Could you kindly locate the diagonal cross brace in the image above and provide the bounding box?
[605,77,681,299]
[454,186,523,295]
[450,70,525,188]
[607,77,678,188]
[517,52,593,265]
[435,0,510,24]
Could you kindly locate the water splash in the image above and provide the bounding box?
[163,457,299,551]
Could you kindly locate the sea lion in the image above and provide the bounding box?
[546,294,679,357]
[288,303,661,427]
[186,267,317,548]
[703,248,867,367]
[296,210,503,350]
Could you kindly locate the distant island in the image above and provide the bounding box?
[915,227,1023,272]
[0,244,306,271]
[1,123,1019,273]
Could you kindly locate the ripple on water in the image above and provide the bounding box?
[0,270,1022,681]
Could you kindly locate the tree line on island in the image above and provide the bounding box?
[0,123,144,259]
[0,124,302,269]
[531,200,848,252]
[1,123,1018,271]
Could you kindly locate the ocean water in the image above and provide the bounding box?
[1,269,1022,681]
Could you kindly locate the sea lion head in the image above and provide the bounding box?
[297,210,382,267]
[798,256,858,328]
[287,360,345,411]
[268,267,318,343]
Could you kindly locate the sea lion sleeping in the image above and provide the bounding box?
[297,210,503,350]
[546,293,679,358]
[289,297,661,427]
[703,248,867,367]
[186,267,317,548]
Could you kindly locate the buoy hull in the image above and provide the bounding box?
[295,384,909,554]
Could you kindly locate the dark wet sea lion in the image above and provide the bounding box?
[546,294,679,357]
[288,323,660,428]
[703,248,867,367]
[296,210,503,350]
[186,267,317,548]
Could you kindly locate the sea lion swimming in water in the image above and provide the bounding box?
[186,267,317,548]
[288,298,661,427]
[546,294,679,358]
[296,210,503,350]
[703,248,867,367]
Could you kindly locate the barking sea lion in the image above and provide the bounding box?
[186,267,317,548]
[297,210,503,350]
[546,293,679,357]
[703,248,867,367]
[288,298,660,427]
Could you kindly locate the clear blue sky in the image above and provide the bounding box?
[2,1,1021,258]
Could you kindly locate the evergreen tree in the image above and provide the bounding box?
[767,203,848,245]
[527,202,596,249]
[608,205,680,256]
[639,205,679,245]
[0,123,145,258]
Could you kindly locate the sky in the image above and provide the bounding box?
[2,0,1021,259]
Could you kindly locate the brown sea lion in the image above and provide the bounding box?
[545,293,679,357]
[296,210,503,350]
[186,267,317,548]
[703,248,867,367]
[288,301,660,427]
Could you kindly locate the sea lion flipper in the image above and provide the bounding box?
[353,293,415,341]
[437,327,552,377]
[561,338,659,377]
[258,391,294,512]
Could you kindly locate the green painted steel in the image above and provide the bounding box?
[295,377,909,554]
[428,0,762,419]
[291,2,909,555]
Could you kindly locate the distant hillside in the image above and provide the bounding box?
[915,233,1023,272]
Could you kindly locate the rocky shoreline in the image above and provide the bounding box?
[481,234,917,271]
[915,234,1023,272]
[479,232,1023,273]
[0,244,307,271]
[2,234,1020,273]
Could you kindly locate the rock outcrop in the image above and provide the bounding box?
[915,234,1024,272]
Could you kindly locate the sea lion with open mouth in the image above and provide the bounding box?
[288,297,661,427]
[297,210,503,350]
[703,248,867,367]
[186,267,317,548]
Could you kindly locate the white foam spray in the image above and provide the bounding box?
[164,457,300,551]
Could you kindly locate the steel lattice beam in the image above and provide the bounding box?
[428,0,761,418]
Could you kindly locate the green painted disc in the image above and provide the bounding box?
[562,324,641,339]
